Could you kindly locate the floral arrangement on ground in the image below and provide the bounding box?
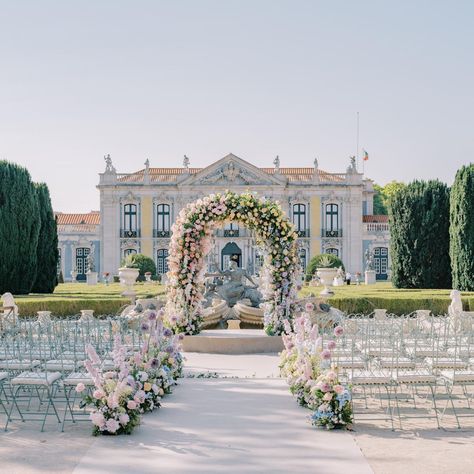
[77,308,183,435]
[280,307,353,430]
[165,191,301,336]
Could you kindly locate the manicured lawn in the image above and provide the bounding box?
[301,281,474,299]
[12,281,474,316]
[301,282,474,314]
[14,282,166,316]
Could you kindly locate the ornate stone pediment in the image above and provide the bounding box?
[179,153,284,187]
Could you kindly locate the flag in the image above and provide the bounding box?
[363,149,369,161]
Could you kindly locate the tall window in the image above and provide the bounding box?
[299,248,307,270]
[75,247,90,280]
[326,248,339,257]
[156,204,170,237]
[157,249,169,274]
[255,251,264,272]
[325,204,339,235]
[224,222,239,237]
[293,204,307,236]
[123,204,138,236]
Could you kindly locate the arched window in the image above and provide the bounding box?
[123,204,138,237]
[293,204,307,237]
[156,204,170,237]
[157,249,169,275]
[325,247,339,257]
[124,248,137,258]
[325,204,339,237]
[299,248,307,270]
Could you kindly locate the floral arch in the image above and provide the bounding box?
[165,192,300,336]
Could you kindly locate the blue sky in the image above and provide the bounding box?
[1,0,473,212]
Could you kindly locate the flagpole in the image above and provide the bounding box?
[356,112,360,171]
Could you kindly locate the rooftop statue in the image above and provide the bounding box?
[206,260,262,308]
[273,155,280,172]
[104,154,116,173]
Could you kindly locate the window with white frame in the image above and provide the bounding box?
[156,204,171,237]
[157,249,169,274]
[292,204,307,236]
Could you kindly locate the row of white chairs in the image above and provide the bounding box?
[0,317,145,431]
[316,311,474,429]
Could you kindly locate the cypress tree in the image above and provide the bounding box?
[0,161,40,294]
[390,180,451,289]
[31,183,59,293]
[450,164,474,291]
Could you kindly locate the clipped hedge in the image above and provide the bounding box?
[329,296,455,315]
[16,298,131,317]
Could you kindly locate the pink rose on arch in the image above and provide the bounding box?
[127,400,137,410]
[327,340,336,350]
[334,326,344,337]
[75,382,85,393]
[334,384,345,395]
[323,392,333,401]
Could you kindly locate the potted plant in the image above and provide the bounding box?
[118,254,140,300]
[316,255,338,296]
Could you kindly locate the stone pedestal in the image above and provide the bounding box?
[80,309,95,321]
[86,271,98,285]
[365,270,376,285]
[227,319,241,330]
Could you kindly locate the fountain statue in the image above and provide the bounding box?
[205,259,262,308]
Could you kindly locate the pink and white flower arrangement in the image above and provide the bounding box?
[79,338,141,436]
[165,192,300,335]
[78,317,183,435]
[280,313,353,430]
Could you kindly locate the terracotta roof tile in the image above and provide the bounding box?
[55,211,100,225]
[363,215,389,223]
[118,167,344,183]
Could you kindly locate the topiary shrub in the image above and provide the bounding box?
[129,254,157,281]
[305,254,345,282]
[390,180,451,289]
[450,164,474,291]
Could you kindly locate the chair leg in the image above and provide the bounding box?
[384,386,395,431]
[428,384,441,429]
[4,386,24,431]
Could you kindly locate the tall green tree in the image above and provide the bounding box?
[390,180,451,289]
[450,164,474,291]
[373,181,406,215]
[31,183,59,293]
[0,161,40,294]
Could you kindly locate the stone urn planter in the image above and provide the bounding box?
[316,267,338,296]
[37,311,52,327]
[118,267,140,303]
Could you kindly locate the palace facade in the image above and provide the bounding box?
[57,153,390,281]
